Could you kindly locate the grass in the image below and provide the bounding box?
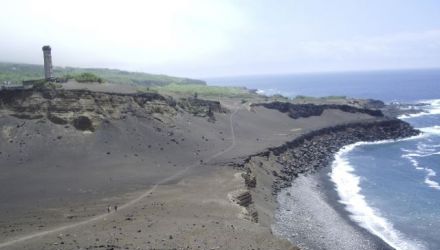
[0,62,206,86]
[151,83,253,98]
[294,95,347,100]
[65,73,104,83]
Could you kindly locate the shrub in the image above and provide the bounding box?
[70,73,104,83]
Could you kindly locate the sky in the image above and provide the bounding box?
[1,0,440,78]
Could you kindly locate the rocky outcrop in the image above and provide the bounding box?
[240,118,419,195]
[178,98,226,122]
[0,89,177,131]
[0,89,230,130]
[254,102,383,119]
[362,99,386,109]
[382,102,428,118]
[228,189,258,223]
[229,190,252,207]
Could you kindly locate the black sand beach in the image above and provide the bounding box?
[273,168,394,250]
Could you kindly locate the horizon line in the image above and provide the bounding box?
[1,60,440,80]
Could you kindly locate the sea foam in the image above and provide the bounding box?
[330,142,426,250]
[400,99,440,191]
[419,125,440,135]
[402,141,440,191]
[399,99,440,119]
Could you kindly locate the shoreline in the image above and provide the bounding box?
[320,166,395,249]
[272,169,394,250]
[239,118,419,250]
[0,88,422,249]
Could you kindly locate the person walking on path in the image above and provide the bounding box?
[114,205,118,212]
[107,205,111,213]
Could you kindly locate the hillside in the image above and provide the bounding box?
[0,62,206,86]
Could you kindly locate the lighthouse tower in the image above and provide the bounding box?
[42,45,53,80]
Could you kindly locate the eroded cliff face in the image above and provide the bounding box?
[0,89,178,131]
[0,89,230,131]
[177,98,226,122]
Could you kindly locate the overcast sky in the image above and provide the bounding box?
[1,0,440,77]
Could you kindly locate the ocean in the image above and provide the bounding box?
[206,69,440,250]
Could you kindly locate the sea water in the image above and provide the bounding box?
[206,69,440,250]
[330,103,440,250]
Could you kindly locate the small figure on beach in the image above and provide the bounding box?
[114,205,118,212]
[107,205,111,213]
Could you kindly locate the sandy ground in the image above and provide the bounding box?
[4,167,297,249]
[0,96,384,249]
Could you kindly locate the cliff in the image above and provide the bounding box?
[177,98,226,122]
[0,89,224,131]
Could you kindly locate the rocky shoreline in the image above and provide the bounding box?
[249,118,418,193]
[253,101,384,119]
[236,115,420,234]
[0,88,420,249]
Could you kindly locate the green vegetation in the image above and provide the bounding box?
[0,63,45,83]
[65,73,104,83]
[25,79,62,90]
[294,95,347,100]
[271,94,290,101]
[151,83,253,98]
[0,62,206,86]
[325,95,347,99]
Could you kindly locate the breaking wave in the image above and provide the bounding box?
[419,125,440,135]
[399,99,440,119]
[402,141,440,191]
[256,88,296,97]
[330,142,426,250]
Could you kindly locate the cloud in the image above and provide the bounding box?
[0,0,246,67]
[1,0,439,77]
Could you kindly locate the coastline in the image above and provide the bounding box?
[0,88,422,249]
[319,166,394,248]
[239,117,419,250]
[272,168,393,250]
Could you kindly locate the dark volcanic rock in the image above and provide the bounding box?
[241,118,419,195]
[47,113,69,125]
[73,116,94,131]
[382,102,428,118]
[178,97,226,121]
[254,102,384,119]
[363,99,386,109]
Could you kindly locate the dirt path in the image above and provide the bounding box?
[0,105,241,249]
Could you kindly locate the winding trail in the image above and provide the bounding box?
[0,105,241,249]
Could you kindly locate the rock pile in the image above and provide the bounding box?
[254,102,384,119]
[241,118,419,195]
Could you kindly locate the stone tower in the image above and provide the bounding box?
[42,45,53,80]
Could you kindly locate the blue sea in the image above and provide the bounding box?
[206,69,440,250]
